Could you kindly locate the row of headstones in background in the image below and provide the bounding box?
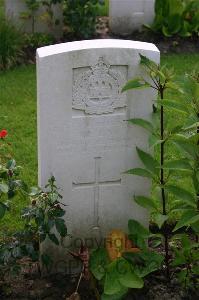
[5,0,63,38]
[37,39,160,262]
[5,0,155,37]
[109,0,155,35]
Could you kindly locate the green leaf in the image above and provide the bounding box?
[90,248,110,281]
[136,147,159,175]
[183,114,198,130]
[139,54,158,70]
[163,159,193,172]
[6,159,16,169]
[29,186,41,196]
[157,70,166,82]
[166,81,183,92]
[148,134,163,148]
[167,14,182,34]
[12,246,22,258]
[51,208,65,218]
[172,254,186,267]
[55,218,67,237]
[0,202,7,219]
[134,196,158,210]
[128,118,153,132]
[128,219,149,238]
[157,100,188,113]
[41,253,53,269]
[0,183,8,193]
[138,251,164,276]
[149,235,162,248]
[183,121,199,132]
[104,261,123,295]
[117,258,144,289]
[123,251,164,278]
[101,287,128,300]
[153,213,168,229]
[191,222,199,234]
[173,210,199,232]
[125,168,153,178]
[48,233,59,245]
[162,25,172,37]
[173,140,198,160]
[170,200,193,212]
[165,185,196,207]
[40,233,47,243]
[122,78,150,92]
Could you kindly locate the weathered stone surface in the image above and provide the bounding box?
[37,39,159,260]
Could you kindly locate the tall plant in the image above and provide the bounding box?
[172,72,199,235]
[122,54,196,278]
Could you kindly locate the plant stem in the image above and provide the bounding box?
[160,110,166,215]
[32,15,35,34]
[160,87,170,279]
[75,266,84,293]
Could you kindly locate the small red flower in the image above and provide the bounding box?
[0,129,8,139]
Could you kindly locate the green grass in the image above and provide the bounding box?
[0,64,37,233]
[161,53,199,74]
[0,53,199,233]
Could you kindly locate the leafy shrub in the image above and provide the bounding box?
[90,224,163,299]
[63,0,103,39]
[0,130,67,276]
[147,0,199,37]
[0,19,24,70]
[171,234,199,291]
[23,32,55,49]
[90,59,199,297]
[122,55,199,290]
[0,175,68,275]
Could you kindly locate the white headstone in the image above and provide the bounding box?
[109,0,155,35]
[5,0,63,38]
[37,39,159,254]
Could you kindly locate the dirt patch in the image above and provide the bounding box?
[96,17,199,54]
[0,266,198,300]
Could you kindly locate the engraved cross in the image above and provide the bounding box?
[72,157,121,229]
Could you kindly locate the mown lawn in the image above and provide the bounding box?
[0,53,199,233]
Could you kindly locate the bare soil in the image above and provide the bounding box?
[96,17,199,54]
[0,262,198,300]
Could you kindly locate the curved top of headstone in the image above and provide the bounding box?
[37,39,159,58]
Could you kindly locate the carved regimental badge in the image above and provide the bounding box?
[72,57,126,114]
